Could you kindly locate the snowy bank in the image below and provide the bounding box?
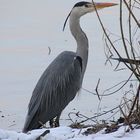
[0,126,140,140]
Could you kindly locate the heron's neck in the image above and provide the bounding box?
[69,14,89,73]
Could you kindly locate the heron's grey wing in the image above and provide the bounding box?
[23,51,82,132]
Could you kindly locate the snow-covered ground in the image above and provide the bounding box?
[0,126,140,140]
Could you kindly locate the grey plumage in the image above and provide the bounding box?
[23,1,117,133]
[23,51,82,132]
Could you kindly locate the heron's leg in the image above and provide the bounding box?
[49,118,54,128]
[49,113,61,128]
[54,113,61,127]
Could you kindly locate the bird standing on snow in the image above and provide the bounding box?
[23,1,117,133]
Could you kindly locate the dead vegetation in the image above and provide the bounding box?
[68,0,140,135]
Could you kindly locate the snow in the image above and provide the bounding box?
[0,126,140,140]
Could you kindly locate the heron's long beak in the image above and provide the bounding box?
[90,2,118,10]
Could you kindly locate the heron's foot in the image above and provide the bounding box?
[49,118,60,128]
[55,114,60,127]
[54,119,60,127]
[49,119,54,128]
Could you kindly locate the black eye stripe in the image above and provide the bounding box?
[74,1,90,7]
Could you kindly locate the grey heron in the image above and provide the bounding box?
[23,1,117,133]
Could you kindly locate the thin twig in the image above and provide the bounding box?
[35,130,50,140]
[120,0,130,60]
[102,72,134,96]
[128,83,140,118]
[95,79,101,100]
[82,77,136,97]
[124,0,140,28]
[119,106,134,130]
[91,0,133,73]
[48,46,51,55]
[78,100,131,124]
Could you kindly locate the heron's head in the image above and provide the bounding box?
[63,1,117,30]
[72,1,117,16]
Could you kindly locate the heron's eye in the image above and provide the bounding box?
[85,4,89,8]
